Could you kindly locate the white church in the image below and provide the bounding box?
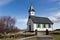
[27,5,53,31]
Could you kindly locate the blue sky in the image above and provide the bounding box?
[0,0,60,29]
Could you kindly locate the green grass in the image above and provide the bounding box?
[50,34,60,40]
[26,37,38,40]
[0,34,60,40]
[42,31,60,40]
[0,31,60,40]
[0,37,38,40]
[0,38,17,40]
[37,31,60,40]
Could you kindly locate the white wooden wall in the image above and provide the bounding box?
[33,24,53,31]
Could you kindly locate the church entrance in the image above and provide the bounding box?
[29,25,31,32]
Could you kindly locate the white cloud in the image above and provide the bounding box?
[48,0,58,2]
[48,12,60,23]
[17,18,28,24]
[45,8,57,11]
[16,18,28,29]
[0,0,14,6]
[58,2,60,5]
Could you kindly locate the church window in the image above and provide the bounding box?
[43,24,46,28]
[48,24,51,28]
[37,24,41,28]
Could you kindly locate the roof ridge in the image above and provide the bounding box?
[31,16,48,18]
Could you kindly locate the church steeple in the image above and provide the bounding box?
[29,5,35,16]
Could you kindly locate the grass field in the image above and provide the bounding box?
[0,34,60,40]
[26,31,60,40]
[0,38,16,40]
[0,37,38,40]
[42,31,60,40]
[26,37,38,40]
[51,34,60,40]
[0,32,35,40]
[0,31,60,40]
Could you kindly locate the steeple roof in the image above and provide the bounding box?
[29,5,35,12]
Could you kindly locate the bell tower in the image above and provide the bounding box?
[29,5,35,16]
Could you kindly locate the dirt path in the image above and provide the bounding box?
[37,32,44,36]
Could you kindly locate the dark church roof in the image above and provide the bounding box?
[29,16,53,24]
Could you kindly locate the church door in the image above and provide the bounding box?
[29,25,31,32]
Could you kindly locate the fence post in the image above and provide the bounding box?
[35,29,37,35]
[46,29,49,35]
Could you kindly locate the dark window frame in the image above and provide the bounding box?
[37,24,41,28]
[49,24,51,28]
[44,24,46,28]
[43,24,46,28]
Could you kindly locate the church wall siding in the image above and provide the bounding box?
[33,24,53,31]
[27,19,34,31]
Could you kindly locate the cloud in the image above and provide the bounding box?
[16,18,28,29]
[17,18,28,24]
[0,0,14,6]
[58,2,60,5]
[45,8,57,11]
[48,12,60,23]
[48,0,58,2]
